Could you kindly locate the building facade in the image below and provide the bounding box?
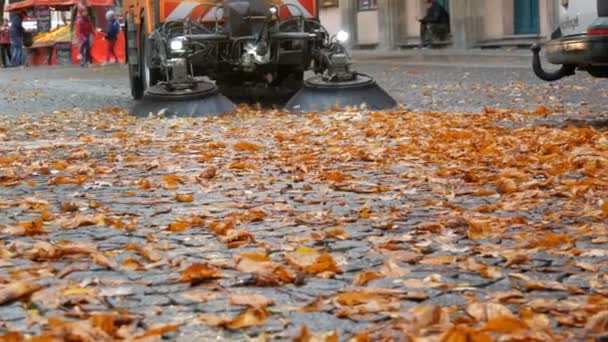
[320,0,561,49]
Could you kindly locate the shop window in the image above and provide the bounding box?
[321,0,338,8]
[358,0,377,11]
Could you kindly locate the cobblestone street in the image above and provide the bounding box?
[0,53,607,341]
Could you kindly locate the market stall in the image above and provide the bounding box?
[6,0,124,66]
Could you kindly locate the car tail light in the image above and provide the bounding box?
[588,27,608,35]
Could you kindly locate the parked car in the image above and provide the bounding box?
[532,0,608,81]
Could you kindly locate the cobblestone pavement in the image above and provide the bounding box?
[0,56,607,341]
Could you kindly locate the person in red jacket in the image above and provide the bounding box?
[76,4,95,66]
[0,19,11,67]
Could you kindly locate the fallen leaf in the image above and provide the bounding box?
[179,263,223,284]
[380,258,409,278]
[198,166,217,181]
[441,325,492,342]
[495,177,518,194]
[133,323,183,340]
[166,221,191,232]
[467,219,493,240]
[229,294,274,309]
[466,302,514,322]
[175,193,194,202]
[161,174,182,189]
[234,141,264,152]
[223,308,268,329]
[0,281,43,305]
[285,247,342,275]
[352,272,384,286]
[419,255,457,265]
[586,311,608,334]
[482,316,528,333]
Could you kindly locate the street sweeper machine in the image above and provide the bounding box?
[122,0,397,115]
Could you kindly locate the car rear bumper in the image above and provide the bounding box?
[545,35,608,66]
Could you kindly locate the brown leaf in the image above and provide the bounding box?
[0,281,43,305]
[133,323,183,340]
[466,219,493,240]
[586,311,608,334]
[460,258,502,279]
[59,214,102,230]
[294,325,338,342]
[175,193,194,203]
[234,141,264,152]
[352,272,384,286]
[121,258,145,271]
[285,247,342,275]
[3,220,46,236]
[441,325,492,342]
[60,201,80,212]
[419,255,457,265]
[161,174,182,190]
[166,221,192,232]
[229,162,258,170]
[495,177,518,194]
[179,263,223,284]
[380,258,409,278]
[234,252,295,285]
[198,166,217,181]
[229,294,274,309]
[223,308,268,329]
[482,316,528,333]
[466,302,513,322]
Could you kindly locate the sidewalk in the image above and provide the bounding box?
[350,47,534,68]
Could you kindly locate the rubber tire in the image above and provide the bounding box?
[139,17,162,91]
[127,21,144,100]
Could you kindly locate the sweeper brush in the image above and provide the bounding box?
[124,0,397,116]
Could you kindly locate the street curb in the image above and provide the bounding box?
[349,48,533,60]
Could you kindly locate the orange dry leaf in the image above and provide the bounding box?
[175,193,194,202]
[133,323,183,340]
[234,141,264,152]
[495,177,518,194]
[294,325,338,342]
[320,170,352,182]
[229,294,274,309]
[161,174,182,189]
[198,166,217,181]
[585,311,608,334]
[167,221,191,232]
[48,175,88,185]
[482,316,528,333]
[223,308,268,329]
[0,281,43,305]
[285,247,342,275]
[353,272,384,286]
[441,325,492,342]
[59,214,102,230]
[179,263,223,284]
[466,302,513,322]
[229,162,257,170]
[122,258,145,271]
[460,257,501,279]
[41,211,54,221]
[139,179,152,190]
[234,252,295,285]
[16,220,46,236]
[534,232,571,248]
[467,219,493,240]
[89,315,118,337]
[380,258,409,278]
[419,255,457,265]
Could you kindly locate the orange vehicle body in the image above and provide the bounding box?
[122,0,319,35]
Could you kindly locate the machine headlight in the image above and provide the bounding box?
[269,6,278,15]
[169,37,187,53]
[336,30,349,43]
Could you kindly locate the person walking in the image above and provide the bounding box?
[9,12,24,67]
[104,10,120,64]
[418,0,450,48]
[0,19,11,67]
[71,0,95,67]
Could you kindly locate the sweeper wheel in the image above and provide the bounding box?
[285,74,397,113]
[130,82,236,117]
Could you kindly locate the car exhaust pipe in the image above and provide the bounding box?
[531,44,575,82]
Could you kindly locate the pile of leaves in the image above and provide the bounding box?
[0,106,606,341]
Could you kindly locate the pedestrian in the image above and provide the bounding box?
[0,19,11,67]
[71,0,95,67]
[417,0,450,48]
[104,10,120,64]
[9,12,24,67]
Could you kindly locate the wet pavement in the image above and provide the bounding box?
[0,53,607,341]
